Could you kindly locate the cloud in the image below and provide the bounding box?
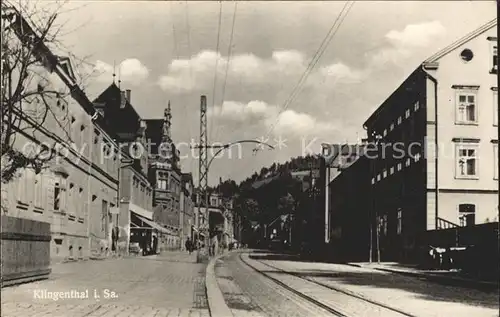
[369,21,446,67]
[386,21,447,48]
[157,50,364,93]
[209,100,338,138]
[92,58,149,85]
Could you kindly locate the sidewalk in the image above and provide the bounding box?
[1,251,209,317]
[347,262,499,291]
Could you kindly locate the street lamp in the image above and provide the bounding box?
[370,132,383,264]
[192,139,275,256]
[113,157,134,254]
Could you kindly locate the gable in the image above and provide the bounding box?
[423,18,496,65]
[57,56,77,84]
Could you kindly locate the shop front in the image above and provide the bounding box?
[130,212,170,255]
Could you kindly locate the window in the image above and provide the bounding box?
[383,129,387,137]
[390,166,394,174]
[414,101,420,111]
[378,215,388,236]
[405,158,411,167]
[494,144,498,180]
[211,197,217,206]
[494,91,498,126]
[456,144,478,178]
[371,178,375,184]
[376,174,381,181]
[492,45,498,74]
[382,169,387,178]
[397,116,402,125]
[458,204,475,227]
[33,174,44,209]
[405,109,410,118]
[101,200,108,233]
[390,123,394,131]
[455,91,477,124]
[93,129,100,144]
[397,162,402,171]
[53,180,66,211]
[157,172,168,190]
[397,209,402,235]
[414,153,421,162]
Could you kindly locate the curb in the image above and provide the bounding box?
[346,263,498,292]
[205,253,234,317]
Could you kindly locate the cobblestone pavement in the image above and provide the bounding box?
[215,252,339,317]
[1,251,209,317]
[249,252,498,317]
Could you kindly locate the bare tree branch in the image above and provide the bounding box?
[1,0,88,184]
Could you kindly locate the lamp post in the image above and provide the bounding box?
[113,157,134,255]
[370,132,383,264]
[192,139,275,257]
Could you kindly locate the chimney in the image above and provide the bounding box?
[125,89,131,102]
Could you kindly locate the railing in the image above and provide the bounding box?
[436,217,461,230]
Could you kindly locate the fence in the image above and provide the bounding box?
[1,215,51,287]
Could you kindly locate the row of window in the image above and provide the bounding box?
[372,143,499,182]
[379,101,420,138]
[372,153,422,184]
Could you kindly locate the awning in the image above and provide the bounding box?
[132,213,171,235]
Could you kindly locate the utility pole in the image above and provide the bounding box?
[198,96,208,248]
[496,0,499,271]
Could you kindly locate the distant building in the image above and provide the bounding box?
[363,18,498,261]
[180,173,195,248]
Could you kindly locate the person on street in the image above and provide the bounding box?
[185,237,192,254]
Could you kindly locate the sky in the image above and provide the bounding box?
[24,0,496,185]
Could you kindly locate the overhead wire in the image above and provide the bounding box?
[257,1,355,150]
[183,0,197,178]
[208,1,223,146]
[213,0,238,145]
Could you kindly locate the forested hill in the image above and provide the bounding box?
[211,154,321,196]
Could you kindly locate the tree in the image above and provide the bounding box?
[1,1,90,184]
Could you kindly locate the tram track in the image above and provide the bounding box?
[239,252,417,317]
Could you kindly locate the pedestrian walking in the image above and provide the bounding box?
[185,237,192,254]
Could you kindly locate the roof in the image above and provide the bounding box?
[364,18,497,128]
[144,119,164,154]
[424,18,497,65]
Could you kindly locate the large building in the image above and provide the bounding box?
[145,103,183,250]
[1,6,118,265]
[362,18,498,261]
[323,143,371,262]
[92,83,168,255]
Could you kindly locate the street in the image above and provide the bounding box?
[1,252,209,317]
[215,251,499,317]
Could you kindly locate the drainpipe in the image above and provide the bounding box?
[423,69,439,232]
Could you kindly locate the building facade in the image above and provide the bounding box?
[145,103,183,250]
[180,173,195,249]
[323,144,372,262]
[93,84,167,255]
[1,8,118,263]
[363,19,498,261]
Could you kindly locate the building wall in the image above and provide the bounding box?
[1,70,118,262]
[425,26,498,227]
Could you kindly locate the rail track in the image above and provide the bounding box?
[239,252,417,317]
